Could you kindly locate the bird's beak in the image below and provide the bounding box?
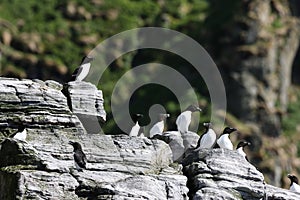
[165,114,170,117]
[68,141,74,145]
[230,128,237,133]
[203,122,211,127]
[197,107,202,112]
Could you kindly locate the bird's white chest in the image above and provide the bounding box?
[76,63,91,81]
[217,134,233,150]
[176,111,192,133]
[237,147,246,158]
[13,129,27,141]
[149,120,164,136]
[290,182,300,192]
[129,122,140,136]
[200,129,216,148]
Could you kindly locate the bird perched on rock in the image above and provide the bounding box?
[216,127,237,150]
[149,113,170,138]
[176,105,201,134]
[195,122,216,149]
[10,125,27,141]
[69,141,87,171]
[236,141,251,161]
[71,56,94,81]
[288,174,300,193]
[129,113,143,137]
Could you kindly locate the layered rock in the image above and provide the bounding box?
[0,78,85,139]
[0,134,188,200]
[1,78,299,200]
[182,148,300,200]
[63,81,106,134]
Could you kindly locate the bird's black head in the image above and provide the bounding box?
[288,174,299,185]
[159,113,170,121]
[237,141,251,149]
[203,122,212,129]
[69,141,83,151]
[17,125,26,132]
[132,113,143,123]
[186,105,202,112]
[81,56,94,64]
[222,127,237,135]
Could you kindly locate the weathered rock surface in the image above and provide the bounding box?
[1,78,299,200]
[63,81,106,134]
[0,133,188,200]
[0,78,85,139]
[181,148,300,200]
[164,131,199,162]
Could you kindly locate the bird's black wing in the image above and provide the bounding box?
[213,142,220,148]
[70,66,82,81]
[74,150,87,169]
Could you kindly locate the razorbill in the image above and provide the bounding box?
[288,174,300,193]
[149,113,170,138]
[216,127,237,150]
[129,113,143,136]
[10,126,27,141]
[71,56,93,81]
[236,141,251,161]
[176,105,201,133]
[195,122,216,149]
[69,141,87,171]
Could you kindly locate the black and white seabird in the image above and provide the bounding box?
[69,141,87,171]
[71,56,94,81]
[129,113,143,137]
[176,105,201,134]
[10,126,27,141]
[149,113,170,138]
[195,122,216,149]
[216,127,237,150]
[288,174,300,193]
[236,141,251,161]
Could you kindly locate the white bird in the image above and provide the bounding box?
[288,174,300,193]
[149,113,170,138]
[129,114,143,137]
[236,141,251,161]
[11,126,27,141]
[217,127,237,150]
[71,56,93,81]
[195,122,216,149]
[176,105,201,134]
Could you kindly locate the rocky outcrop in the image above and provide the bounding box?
[182,148,300,200]
[1,78,299,200]
[0,78,85,139]
[219,0,300,136]
[0,135,187,200]
[63,81,106,134]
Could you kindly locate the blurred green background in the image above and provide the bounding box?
[1,0,300,188]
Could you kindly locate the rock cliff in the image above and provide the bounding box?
[0,78,299,200]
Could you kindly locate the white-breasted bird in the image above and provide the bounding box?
[288,174,300,193]
[129,114,143,136]
[216,127,237,150]
[236,141,251,161]
[10,126,27,141]
[149,113,170,138]
[176,105,201,134]
[71,56,94,81]
[195,122,217,149]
